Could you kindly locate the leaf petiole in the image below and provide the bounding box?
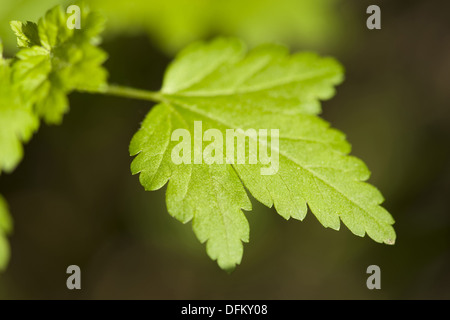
[103,84,163,104]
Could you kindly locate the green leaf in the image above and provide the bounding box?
[129,103,252,271]
[0,195,12,272]
[130,38,396,271]
[0,0,65,50]
[10,20,40,48]
[0,41,39,173]
[10,3,108,124]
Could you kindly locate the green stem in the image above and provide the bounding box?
[103,84,163,103]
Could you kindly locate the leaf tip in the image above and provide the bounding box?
[384,237,396,245]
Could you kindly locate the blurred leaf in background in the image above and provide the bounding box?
[1,0,345,54]
[91,0,344,53]
[0,195,12,271]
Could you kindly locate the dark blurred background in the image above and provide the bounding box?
[0,0,449,299]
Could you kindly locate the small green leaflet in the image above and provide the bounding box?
[130,38,396,271]
[0,195,12,272]
[10,4,108,125]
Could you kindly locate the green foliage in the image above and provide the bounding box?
[0,41,39,173]
[2,0,343,54]
[0,5,395,272]
[10,4,108,124]
[0,0,66,50]
[0,38,38,273]
[130,38,396,270]
[0,3,107,271]
[0,195,12,272]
